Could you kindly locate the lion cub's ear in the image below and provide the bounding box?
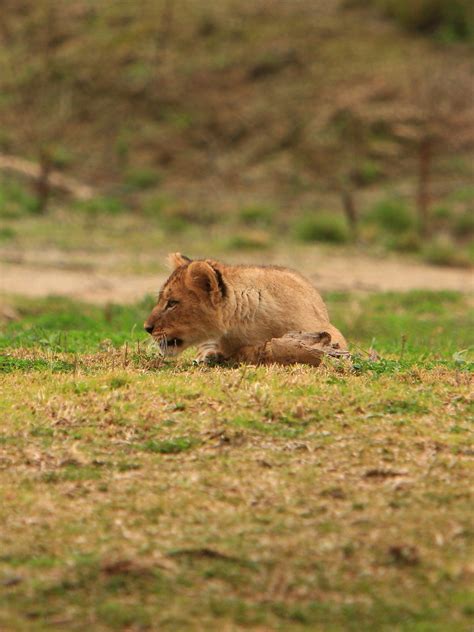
[167,252,192,269]
[185,261,220,298]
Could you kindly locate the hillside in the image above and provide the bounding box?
[0,0,473,266]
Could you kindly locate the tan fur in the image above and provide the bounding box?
[144,253,347,364]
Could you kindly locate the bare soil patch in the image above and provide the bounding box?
[1,251,472,304]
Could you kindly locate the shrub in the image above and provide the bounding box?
[239,204,276,227]
[365,198,415,234]
[450,186,474,203]
[0,227,16,241]
[50,146,74,169]
[294,213,349,244]
[225,233,270,250]
[423,237,471,268]
[0,179,39,218]
[453,211,474,239]
[432,206,452,221]
[142,195,168,218]
[431,206,454,232]
[354,160,383,186]
[162,215,188,234]
[366,0,474,42]
[76,196,126,215]
[124,168,160,190]
[387,231,422,253]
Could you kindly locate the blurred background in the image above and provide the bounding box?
[0,0,473,301]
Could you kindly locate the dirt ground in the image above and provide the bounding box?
[1,249,472,304]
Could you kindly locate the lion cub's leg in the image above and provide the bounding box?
[232,331,347,366]
[194,341,226,365]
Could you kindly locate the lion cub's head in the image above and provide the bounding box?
[144,253,227,355]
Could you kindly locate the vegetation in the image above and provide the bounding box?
[0,290,472,630]
[0,4,472,629]
[0,1,472,235]
[422,236,471,268]
[294,213,349,244]
[360,0,474,42]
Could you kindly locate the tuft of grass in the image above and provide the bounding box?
[294,213,349,244]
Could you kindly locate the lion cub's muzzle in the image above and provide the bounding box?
[157,336,184,356]
[144,324,184,356]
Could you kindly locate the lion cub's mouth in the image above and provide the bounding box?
[158,336,184,354]
[166,337,183,347]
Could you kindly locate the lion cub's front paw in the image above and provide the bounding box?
[193,352,226,366]
[194,343,227,366]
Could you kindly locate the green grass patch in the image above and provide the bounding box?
[0,355,75,373]
[1,291,472,366]
[0,290,472,630]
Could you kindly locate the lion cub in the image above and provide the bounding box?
[144,253,347,365]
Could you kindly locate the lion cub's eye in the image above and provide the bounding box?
[166,299,179,309]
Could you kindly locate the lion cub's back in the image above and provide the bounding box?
[232,264,330,326]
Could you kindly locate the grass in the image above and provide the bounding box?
[0,290,473,630]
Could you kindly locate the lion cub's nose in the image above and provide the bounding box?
[144,324,154,334]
